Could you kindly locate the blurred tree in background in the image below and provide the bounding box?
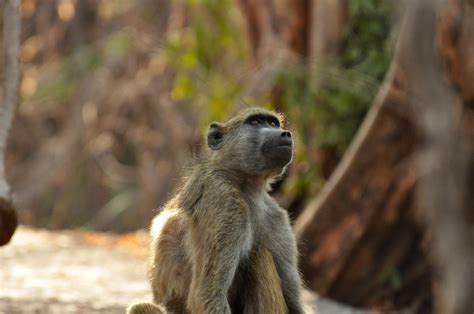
[3,1,473,313]
[6,0,392,232]
[0,0,21,246]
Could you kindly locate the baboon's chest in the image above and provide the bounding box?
[245,194,277,246]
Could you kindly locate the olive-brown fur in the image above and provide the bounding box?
[128,107,303,314]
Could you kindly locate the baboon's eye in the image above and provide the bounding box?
[250,118,262,125]
[268,117,280,128]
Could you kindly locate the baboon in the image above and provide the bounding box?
[128,107,303,314]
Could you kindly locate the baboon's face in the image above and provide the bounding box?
[208,111,293,176]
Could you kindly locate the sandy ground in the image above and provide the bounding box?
[0,226,368,314]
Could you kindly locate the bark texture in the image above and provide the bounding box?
[294,62,423,308]
[294,0,474,311]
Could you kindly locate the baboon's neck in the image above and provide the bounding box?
[199,161,268,194]
[176,161,272,214]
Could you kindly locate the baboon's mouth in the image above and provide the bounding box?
[277,139,293,148]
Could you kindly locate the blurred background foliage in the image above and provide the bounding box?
[6,0,392,232]
[165,0,246,122]
[277,0,393,202]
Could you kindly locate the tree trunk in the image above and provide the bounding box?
[0,0,21,246]
[294,0,474,312]
[308,0,346,66]
[294,62,425,309]
[401,1,474,312]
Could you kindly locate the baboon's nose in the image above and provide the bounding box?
[281,131,291,138]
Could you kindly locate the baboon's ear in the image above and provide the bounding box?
[207,122,224,150]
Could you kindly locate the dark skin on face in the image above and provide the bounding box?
[246,114,293,169]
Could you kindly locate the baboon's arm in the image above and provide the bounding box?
[187,199,249,314]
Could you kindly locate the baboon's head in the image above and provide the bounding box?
[207,107,293,177]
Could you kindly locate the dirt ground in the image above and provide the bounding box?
[0,227,368,314]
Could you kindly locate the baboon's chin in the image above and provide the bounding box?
[262,148,293,172]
